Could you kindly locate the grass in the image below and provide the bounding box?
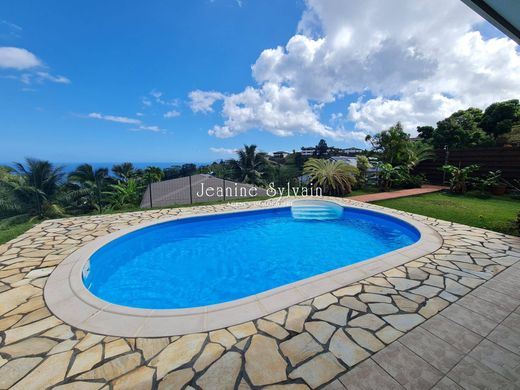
[374,192,520,236]
[0,221,35,245]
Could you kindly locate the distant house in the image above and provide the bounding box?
[338,147,363,156]
[329,156,357,167]
[272,151,289,159]
[301,147,316,156]
[141,174,267,208]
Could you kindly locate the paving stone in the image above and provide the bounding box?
[53,381,104,390]
[339,297,367,312]
[150,333,206,379]
[208,329,236,349]
[386,277,421,291]
[0,357,42,389]
[363,285,397,295]
[487,324,520,355]
[441,304,498,337]
[409,285,441,298]
[257,319,289,340]
[470,286,520,312]
[245,334,287,385]
[11,350,73,390]
[0,284,40,316]
[338,358,404,390]
[193,343,225,372]
[75,333,105,352]
[444,279,471,296]
[136,337,170,361]
[280,332,323,366]
[399,291,425,303]
[346,328,384,352]
[289,352,345,389]
[375,326,403,344]
[422,315,483,354]
[358,293,391,303]
[264,310,286,325]
[312,305,350,326]
[419,297,449,319]
[159,368,194,390]
[503,312,520,329]
[399,327,464,373]
[285,305,312,332]
[3,316,62,345]
[382,314,424,332]
[68,344,103,377]
[228,321,257,339]
[305,321,336,345]
[0,337,57,357]
[424,275,444,288]
[456,294,510,321]
[468,339,520,384]
[78,352,142,381]
[373,342,443,390]
[348,314,386,331]
[431,377,464,390]
[448,356,515,390]
[112,366,155,390]
[48,339,79,355]
[329,329,370,367]
[196,351,242,390]
[392,295,418,312]
[42,324,74,340]
[369,303,398,315]
[313,293,338,310]
[333,284,362,297]
[104,339,131,359]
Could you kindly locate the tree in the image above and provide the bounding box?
[233,144,269,185]
[105,179,142,209]
[179,163,197,177]
[143,166,164,183]
[433,108,492,149]
[406,141,435,169]
[366,122,411,166]
[315,139,329,158]
[66,164,110,213]
[355,155,372,189]
[480,99,520,138]
[0,158,65,218]
[417,126,434,140]
[303,159,358,196]
[112,162,135,182]
[442,164,480,194]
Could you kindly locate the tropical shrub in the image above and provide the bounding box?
[303,159,358,196]
[377,164,405,191]
[355,155,371,189]
[442,164,480,194]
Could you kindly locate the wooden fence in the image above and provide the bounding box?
[414,147,520,184]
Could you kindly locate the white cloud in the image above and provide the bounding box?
[164,110,180,118]
[209,147,238,155]
[87,112,142,125]
[0,47,41,69]
[191,0,520,138]
[189,90,225,113]
[132,125,163,132]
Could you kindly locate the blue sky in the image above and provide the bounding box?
[0,0,517,164]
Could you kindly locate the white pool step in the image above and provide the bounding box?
[291,200,343,220]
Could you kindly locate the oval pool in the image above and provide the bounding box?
[83,204,420,310]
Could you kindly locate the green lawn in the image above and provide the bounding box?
[374,192,520,236]
[0,221,35,245]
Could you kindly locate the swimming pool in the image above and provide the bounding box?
[83,203,420,309]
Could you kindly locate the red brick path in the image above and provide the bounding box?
[350,185,447,203]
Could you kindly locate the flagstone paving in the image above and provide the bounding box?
[0,197,519,389]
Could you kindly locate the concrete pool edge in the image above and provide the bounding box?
[43,199,443,337]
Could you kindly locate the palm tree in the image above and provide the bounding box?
[112,162,135,182]
[66,164,110,213]
[105,179,142,209]
[143,166,164,183]
[233,145,269,185]
[0,158,64,218]
[406,141,435,169]
[304,159,358,196]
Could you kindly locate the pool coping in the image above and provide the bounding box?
[44,199,443,337]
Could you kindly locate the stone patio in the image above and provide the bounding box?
[0,198,519,389]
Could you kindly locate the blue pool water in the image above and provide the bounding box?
[84,206,420,309]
